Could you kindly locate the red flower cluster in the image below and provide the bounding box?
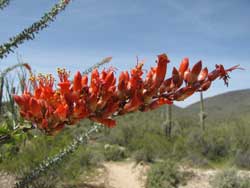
[14,54,240,134]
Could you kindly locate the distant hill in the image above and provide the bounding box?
[182,89,250,122]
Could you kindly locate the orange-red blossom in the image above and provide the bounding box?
[14,54,240,134]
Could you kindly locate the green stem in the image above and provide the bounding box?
[199,91,206,131]
[0,76,4,113]
[0,0,71,59]
[82,57,112,75]
[165,105,173,137]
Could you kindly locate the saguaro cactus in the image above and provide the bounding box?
[164,104,173,137]
[199,91,207,131]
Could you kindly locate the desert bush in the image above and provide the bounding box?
[104,123,136,146]
[84,146,105,166]
[240,179,250,188]
[24,172,60,188]
[172,136,188,159]
[185,154,210,167]
[186,126,230,161]
[231,119,250,151]
[131,132,172,163]
[210,168,250,188]
[234,149,250,169]
[146,159,189,188]
[103,144,127,161]
[210,169,239,188]
[203,128,230,160]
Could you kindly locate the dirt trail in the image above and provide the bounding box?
[2,162,250,188]
[0,172,16,188]
[103,161,148,188]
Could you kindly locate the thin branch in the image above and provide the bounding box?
[1,63,31,78]
[0,134,11,145]
[0,63,31,113]
[82,57,112,75]
[0,0,72,59]
[15,124,100,188]
[0,0,10,10]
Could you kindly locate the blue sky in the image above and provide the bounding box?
[0,0,249,107]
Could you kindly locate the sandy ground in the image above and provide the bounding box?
[179,167,250,188]
[0,172,16,188]
[103,161,148,188]
[180,168,216,188]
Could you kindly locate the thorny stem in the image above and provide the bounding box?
[15,124,100,188]
[0,0,10,10]
[0,0,71,59]
[82,57,112,75]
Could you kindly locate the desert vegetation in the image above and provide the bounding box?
[0,1,249,188]
[2,87,250,188]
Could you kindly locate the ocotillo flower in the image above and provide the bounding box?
[14,54,241,135]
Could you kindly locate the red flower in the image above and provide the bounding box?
[73,71,82,92]
[54,104,68,121]
[14,54,241,135]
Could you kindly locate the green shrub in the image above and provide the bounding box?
[203,130,230,160]
[210,168,250,188]
[235,149,250,169]
[185,153,210,167]
[131,133,171,163]
[104,144,127,161]
[210,169,239,188]
[25,172,60,188]
[101,124,134,146]
[146,159,189,188]
[134,149,155,163]
[240,179,250,188]
[172,136,188,159]
[231,119,250,152]
[187,127,230,161]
